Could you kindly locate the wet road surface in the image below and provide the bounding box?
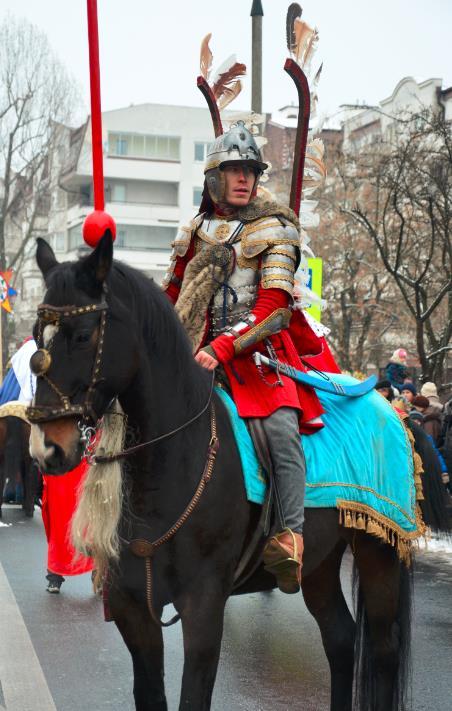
[0,506,451,710]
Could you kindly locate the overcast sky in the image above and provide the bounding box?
[1,0,450,123]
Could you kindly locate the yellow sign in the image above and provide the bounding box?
[306,258,323,322]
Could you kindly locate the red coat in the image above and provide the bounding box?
[165,242,336,434]
[42,459,94,576]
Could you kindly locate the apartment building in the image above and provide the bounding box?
[12,103,238,343]
[54,103,230,280]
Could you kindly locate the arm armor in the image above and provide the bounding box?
[233,308,292,355]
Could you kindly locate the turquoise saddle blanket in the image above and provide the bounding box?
[216,372,418,535]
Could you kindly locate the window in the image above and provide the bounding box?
[194,142,209,162]
[111,183,126,202]
[50,233,66,252]
[193,187,203,207]
[114,224,177,250]
[68,224,84,251]
[108,132,180,161]
[116,229,126,248]
[54,189,66,209]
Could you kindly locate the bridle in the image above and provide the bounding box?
[27,300,108,426]
[26,296,216,465]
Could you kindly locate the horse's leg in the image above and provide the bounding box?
[302,540,355,711]
[111,587,167,711]
[353,533,411,711]
[177,584,227,711]
[21,461,33,517]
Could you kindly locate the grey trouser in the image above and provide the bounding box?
[260,407,306,534]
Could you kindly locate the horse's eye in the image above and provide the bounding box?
[75,332,91,344]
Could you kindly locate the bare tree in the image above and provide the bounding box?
[306,139,398,373]
[343,110,452,385]
[0,15,80,363]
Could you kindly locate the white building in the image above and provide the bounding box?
[340,77,452,149]
[11,102,242,343]
[55,103,232,281]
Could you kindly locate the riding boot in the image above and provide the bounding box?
[263,528,303,594]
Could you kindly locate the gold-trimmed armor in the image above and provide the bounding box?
[163,212,300,343]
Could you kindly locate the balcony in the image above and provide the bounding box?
[66,201,180,229]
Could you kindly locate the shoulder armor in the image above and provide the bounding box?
[241,217,301,260]
[171,214,204,258]
[162,214,204,289]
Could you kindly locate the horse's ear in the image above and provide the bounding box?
[36,238,58,278]
[82,230,113,287]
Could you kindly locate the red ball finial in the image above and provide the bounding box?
[83,210,117,248]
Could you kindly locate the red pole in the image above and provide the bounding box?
[83,0,116,248]
[86,0,104,212]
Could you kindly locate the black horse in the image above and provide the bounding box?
[0,415,38,518]
[30,234,419,711]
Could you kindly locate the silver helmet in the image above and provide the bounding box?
[204,121,267,205]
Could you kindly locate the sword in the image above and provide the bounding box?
[253,353,377,398]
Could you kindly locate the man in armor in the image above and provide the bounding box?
[163,121,324,594]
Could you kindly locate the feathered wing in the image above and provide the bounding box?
[286,3,302,53]
[200,33,213,80]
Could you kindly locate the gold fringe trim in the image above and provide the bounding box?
[337,500,427,566]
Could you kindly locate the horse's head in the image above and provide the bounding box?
[29,234,139,474]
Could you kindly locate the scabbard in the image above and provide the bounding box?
[253,353,377,398]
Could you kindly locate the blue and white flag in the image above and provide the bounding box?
[0,339,37,405]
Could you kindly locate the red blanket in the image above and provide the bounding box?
[42,459,94,576]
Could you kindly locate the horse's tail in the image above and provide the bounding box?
[352,558,413,711]
[406,419,451,535]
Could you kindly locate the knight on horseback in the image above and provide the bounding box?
[163,121,326,594]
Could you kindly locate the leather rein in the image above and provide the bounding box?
[27,297,220,627]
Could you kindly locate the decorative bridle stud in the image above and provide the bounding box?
[30,349,52,376]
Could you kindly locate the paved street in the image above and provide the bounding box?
[0,505,451,711]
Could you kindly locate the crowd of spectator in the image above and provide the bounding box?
[375,348,452,495]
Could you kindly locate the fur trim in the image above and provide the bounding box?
[175,245,234,353]
[237,195,300,230]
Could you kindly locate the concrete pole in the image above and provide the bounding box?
[251,0,263,114]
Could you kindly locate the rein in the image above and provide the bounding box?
[130,402,219,627]
[90,372,216,465]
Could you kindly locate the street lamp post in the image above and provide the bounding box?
[251,0,263,114]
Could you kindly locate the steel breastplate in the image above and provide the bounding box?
[195,217,259,337]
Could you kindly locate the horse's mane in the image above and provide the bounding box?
[46,257,202,391]
[108,260,196,374]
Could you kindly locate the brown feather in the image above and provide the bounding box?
[286,3,302,53]
[200,33,213,80]
[293,18,316,66]
[212,60,246,106]
[217,80,242,111]
[303,27,319,71]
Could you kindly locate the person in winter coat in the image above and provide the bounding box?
[438,396,452,493]
[375,379,395,401]
[420,382,444,412]
[410,410,449,488]
[400,382,416,404]
[411,395,443,444]
[385,348,408,390]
